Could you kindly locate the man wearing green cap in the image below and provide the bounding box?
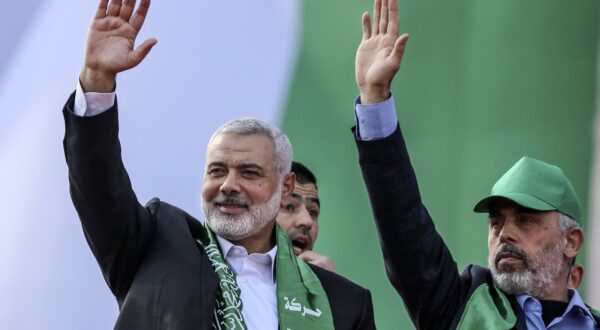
[352,0,600,328]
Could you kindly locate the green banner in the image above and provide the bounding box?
[282,0,599,327]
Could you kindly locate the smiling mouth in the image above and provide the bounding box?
[215,202,248,214]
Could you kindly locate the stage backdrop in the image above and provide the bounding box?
[0,0,598,329]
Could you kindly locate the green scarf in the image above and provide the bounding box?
[196,223,334,330]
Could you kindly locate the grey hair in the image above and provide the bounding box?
[558,213,580,234]
[209,118,292,180]
[558,212,580,266]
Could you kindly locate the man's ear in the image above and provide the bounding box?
[564,227,584,259]
[281,172,295,198]
[568,264,584,289]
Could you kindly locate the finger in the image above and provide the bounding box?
[379,0,389,35]
[94,0,109,19]
[293,246,302,255]
[299,251,319,261]
[388,0,399,36]
[372,0,381,35]
[130,0,151,31]
[119,0,136,21]
[129,38,157,67]
[389,33,409,63]
[107,0,123,17]
[362,12,372,40]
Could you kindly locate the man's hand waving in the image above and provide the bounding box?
[356,0,409,104]
[80,0,157,92]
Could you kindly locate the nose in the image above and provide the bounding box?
[498,218,518,244]
[219,172,241,195]
[295,207,314,229]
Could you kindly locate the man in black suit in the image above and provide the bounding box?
[63,0,375,328]
[352,0,599,328]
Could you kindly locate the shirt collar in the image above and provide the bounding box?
[565,289,598,324]
[516,289,597,325]
[215,235,277,282]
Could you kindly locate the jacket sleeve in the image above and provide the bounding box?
[63,92,154,300]
[354,125,469,329]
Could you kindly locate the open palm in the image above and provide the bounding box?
[355,0,408,104]
[82,0,156,90]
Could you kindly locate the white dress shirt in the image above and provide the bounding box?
[216,236,278,330]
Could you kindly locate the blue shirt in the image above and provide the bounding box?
[354,95,398,140]
[517,289,598,329]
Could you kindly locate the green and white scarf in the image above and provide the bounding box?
[196,222,334,330]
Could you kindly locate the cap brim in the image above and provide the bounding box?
[473,192,556,213]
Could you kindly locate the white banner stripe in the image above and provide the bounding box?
[588,38,600,307]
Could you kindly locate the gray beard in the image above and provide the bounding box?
[202,185,282,241]
[488,241,566,298]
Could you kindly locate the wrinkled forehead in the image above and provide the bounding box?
[292,182,320,206]
[206,132,276,168]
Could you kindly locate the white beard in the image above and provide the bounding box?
[489,241,566,298]
[202,185,282,241]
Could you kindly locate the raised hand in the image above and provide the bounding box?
[355,0,409,104]
[80,0,157,92]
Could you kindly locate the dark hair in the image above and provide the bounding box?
[291,161,318,189]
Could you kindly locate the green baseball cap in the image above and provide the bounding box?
[473,156,582,222]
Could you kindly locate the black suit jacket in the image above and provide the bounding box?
[63,92,375,330]
[354,125,598,329]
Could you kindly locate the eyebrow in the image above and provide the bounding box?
[291,193,320,207]
[238,163,264,172]
[307,197,320,207]
[207,161,264,172]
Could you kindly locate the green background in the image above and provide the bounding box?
[282,0,599,328]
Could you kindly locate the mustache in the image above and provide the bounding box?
[287,227,310,239]
[495,243,529,265]
[212,193,250,206]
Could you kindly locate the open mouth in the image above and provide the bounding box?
[291,235,309,251]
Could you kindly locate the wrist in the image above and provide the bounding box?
[79,68,116,93]
[359,85,390,104]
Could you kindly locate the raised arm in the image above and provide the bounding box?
[80,0,157,92]
[354,1,469,328]
[63,0,158,300]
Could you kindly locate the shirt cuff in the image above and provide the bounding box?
[354,94,398,140]
[73,80,116,117]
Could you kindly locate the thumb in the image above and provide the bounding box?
[130,38,158,66]
[390,33,409,62]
